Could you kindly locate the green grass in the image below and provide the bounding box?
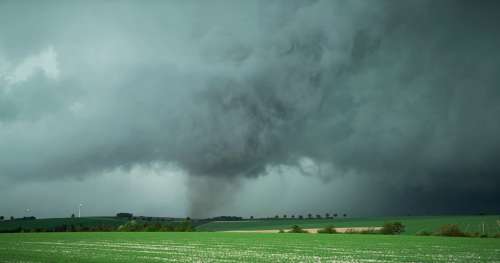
[196,215,500,235]
[0,232,498,262]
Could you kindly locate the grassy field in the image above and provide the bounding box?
[0,232,498,262]
[2,215,498,236]
[196,215,500,235]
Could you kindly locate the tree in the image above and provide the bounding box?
[0,216,4,221]
[343,213,347,218]
[334,213,338,218]
[283,214,287,219]
[177,219,193,232]
[318,226,337,234]
[438,224,465,237]
[307,213,312,219]
[10,216,14,220]
[299,215,304,219]
[291,215,295,219]
[250,216,254,219]
[381,222,405,235]
[325,213,330,218]
[316,214,322,219]
[116,213,133,218]
[71,214,75,218]
[275,215,279,219]
[288,225,308,233]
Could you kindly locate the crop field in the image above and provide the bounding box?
[0,232,499,263]
[197,215,500,235]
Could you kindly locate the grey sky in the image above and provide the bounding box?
[1,0,499,218]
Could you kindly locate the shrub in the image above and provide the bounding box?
[416,230,432,236]
[317,226,337,234]
[343,228,379,234]
[381,222,405,235]
[360,229,379,234]
[278,229,285,233]
[118,220,143,232]
[174,219,194,232]
[145,224,162,232]
[438,224,466,237]
[343,228,356,234]
[161,225,175,232]
[494,233,500,238]
[288,225,308,233]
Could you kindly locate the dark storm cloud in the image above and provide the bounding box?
[1,0,499,216]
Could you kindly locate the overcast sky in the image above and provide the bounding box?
[1,0,499,219]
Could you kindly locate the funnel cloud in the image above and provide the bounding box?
[1,0,499,217]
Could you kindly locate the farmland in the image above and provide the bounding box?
[197,215,500,235]
[2,215,498,236]
[0,232,499,262]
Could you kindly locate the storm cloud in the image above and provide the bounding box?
[1,0,499,217]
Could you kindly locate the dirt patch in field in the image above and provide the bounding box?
[224,227,382,234]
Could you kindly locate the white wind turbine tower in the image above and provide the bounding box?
[78,203,83,218]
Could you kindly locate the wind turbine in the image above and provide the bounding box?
[78,203,83,218]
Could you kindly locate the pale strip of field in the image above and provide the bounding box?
[223,226,382,233]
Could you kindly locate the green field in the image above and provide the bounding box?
[2,215,499,236]
[0,232,499,262]
[197,215,500,235]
